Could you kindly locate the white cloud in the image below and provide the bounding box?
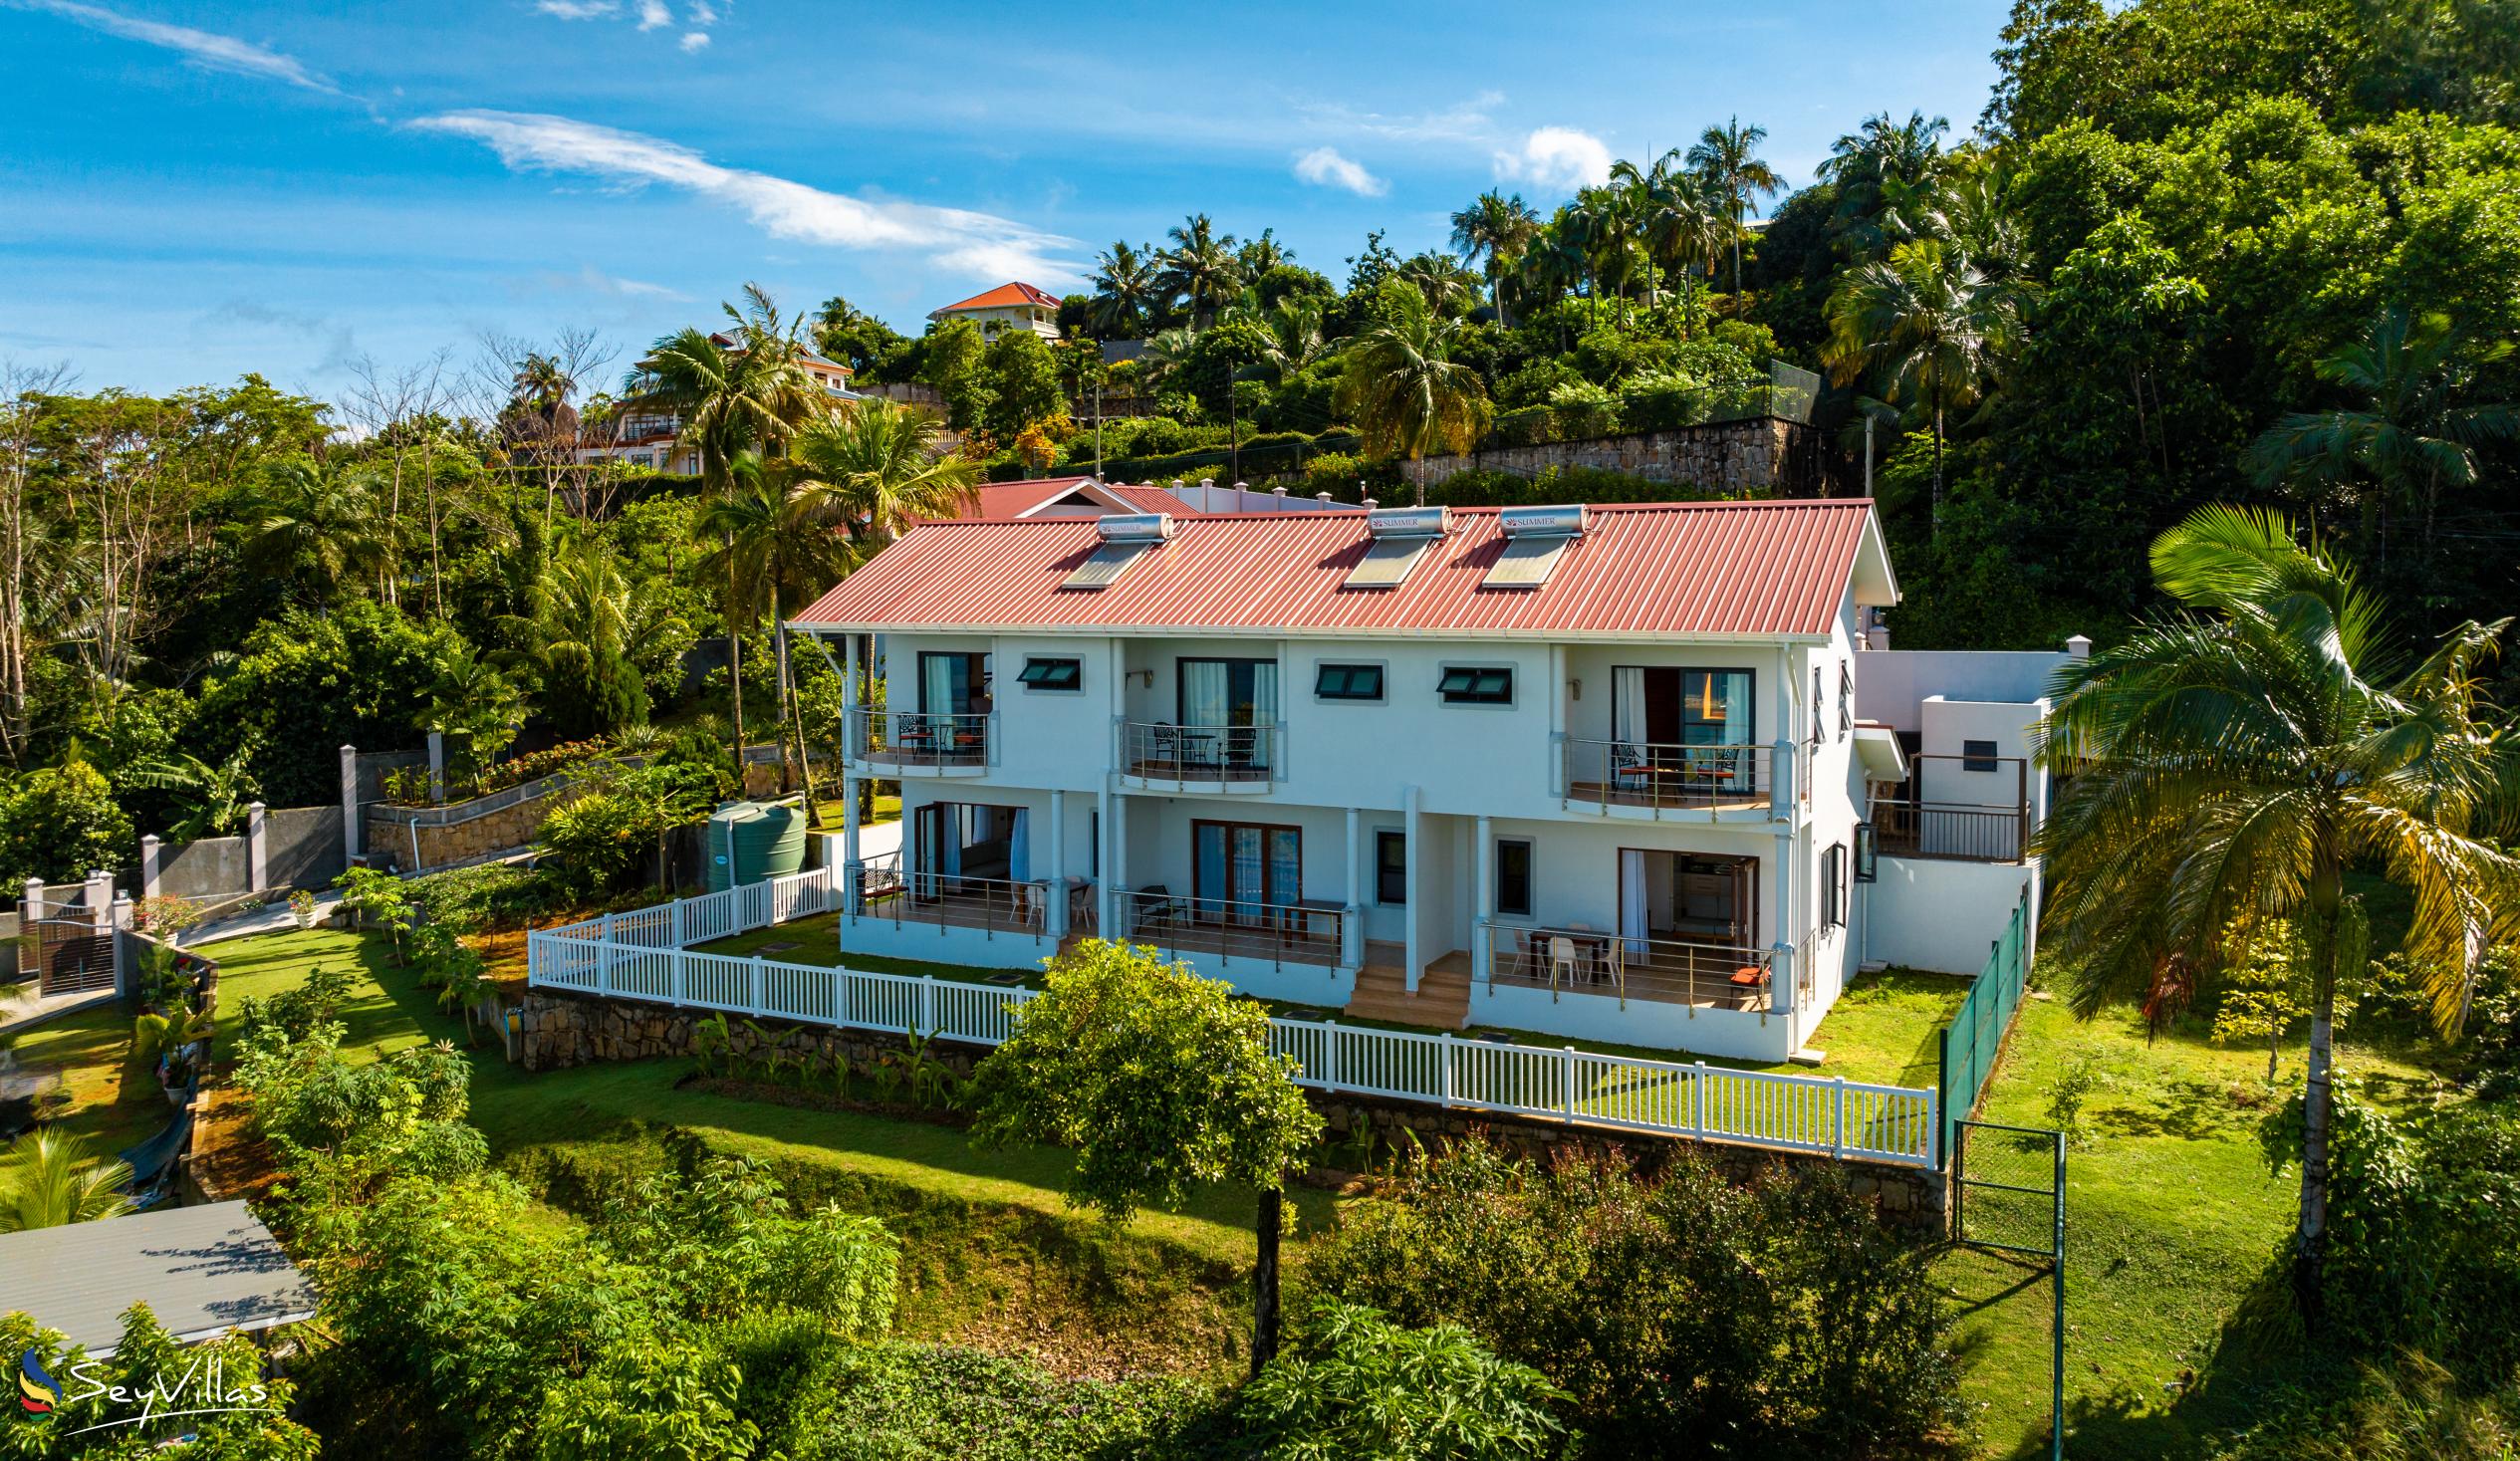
[5,0,341,94]
[687,0,719,20]
[1304,92,1503,145]
[678,29,708,51]
[534,0,619,16]
[635,0,669,29]
[1291,145,1386,197]
[412,110,1083,282]
[1492,125,1612,193]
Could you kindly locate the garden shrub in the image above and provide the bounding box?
[1545,380,1621,439]
[1234,1298,1573,1458]
[1309,1136,1960,1459]
[1488,404,1559,448]
[408,860,549,934]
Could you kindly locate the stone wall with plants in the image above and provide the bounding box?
[1397,416,1805,494]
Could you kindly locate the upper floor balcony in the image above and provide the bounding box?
[1556,737,1799,823]
[1872,752,2032,862]
[1118,720,1282,793]
[846,707,991,777]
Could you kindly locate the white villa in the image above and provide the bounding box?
[789,499,2065,1064]
[576,337,862,474]
[928,281,1064,342]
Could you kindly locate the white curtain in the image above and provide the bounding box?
[1620,849,1648,957]
[1249,661,1279,769]
[1180,659,1229,727]
[1613,666,1647,746]
[1009,808,1030,884]
[921,655,959,716]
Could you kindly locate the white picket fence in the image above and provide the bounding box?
[526,870,1939,1169]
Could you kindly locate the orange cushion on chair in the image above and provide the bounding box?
[1729,967,1762,986]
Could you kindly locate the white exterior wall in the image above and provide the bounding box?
[1862,856,2038,976]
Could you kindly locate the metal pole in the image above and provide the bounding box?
[1864,412,1875,496]
[2053,1133,2067,1461]
[1094,383,1103,478]
[1229,379,1240,486]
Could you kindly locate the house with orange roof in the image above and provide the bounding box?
[577,334,862,474]
[929,282,1063,343]
[790,498,2077,1064]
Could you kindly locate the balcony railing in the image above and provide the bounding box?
[848,708,990,770]
[1119,721,1280,786]
[1875,802,2027,862]
[1478,920,1778,1013]
[849,851,1076,937]
[1120,887,1344,970]
[1560,739,1784,815]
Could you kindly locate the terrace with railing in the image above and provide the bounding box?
[1119,721,1280,789]
[526,871,1943,1168]
[1559,739,1790,817]
[848,850,1093,938]
[1874,753,2032,863]
[1476,922,1780,1012]
[1118,887,1347,971]
[847,708,991,773]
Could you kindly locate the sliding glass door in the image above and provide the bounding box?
[1192,819,1301,924]
[1177,657,1278,771]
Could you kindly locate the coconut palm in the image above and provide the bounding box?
[1562,185,1643,324]
[1818,111,1948,252]
[1157,214,1243,330]
[1449,190,1543,327]
[1334,285,1493,489]
[1686,116,1783,302]
[0,1130,134,1231]
[1394,253,1482,319]
[243,458,391,609]
[494,535,655,737]
[1237,228,1294,276]
[1614,152,1727,326]
[1506,225,1589,348]
[1822,236,2020,533]
[630,284,825,757]
[2246,306,2520,563]
[698,453,862,623]
[2034,504,2520,1327]
[1089,242,1161,338]
[787,401,982,552]
[1253,298,1333,384]
[426,643,524,774]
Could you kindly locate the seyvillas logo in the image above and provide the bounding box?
[17,1350,60,1414]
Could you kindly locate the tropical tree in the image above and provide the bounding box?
[1686,116,1783,302]
[2246,306,2520,565]
[1238,227,1295,276]
[2033,504,2520,1328]
[426,642,524,772]
[0,1130,134,1230]
[1335,285,1493,481]
[787,401,982,552]
[1158,214,1243,329]
[496,535,652,737]
[1818,111,1949,253]
[1394,253,1483,319]
[631,285,826,758]
[1563,185,1643,323]
[1089,241,1161,338]
[968,940,1323,1374]
[130,747,259,840]
[243,457,391,609]
[1449,190,1543,326]
[1821,236,2020,531]
[1616,154,1727,327]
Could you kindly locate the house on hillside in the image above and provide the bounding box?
[953,476,1345,522]
[787,499,2064,1064]
[576,336,863,474]
[929,282,1062,343]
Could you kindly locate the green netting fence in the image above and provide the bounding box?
[1936,886,2032,1166]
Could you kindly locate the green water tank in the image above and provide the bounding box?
[705,801,808,890]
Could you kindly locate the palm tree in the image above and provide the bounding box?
[1394,254,1481,319]
[2246,306,2520,564]
[1089,242,1160,338]
[1334,285,1493,491]
[1506,225,1588,347]
[1237,227,1294,276]
[1158,214,1243,329]
[0,1130,134,1230]
[1822,237,2019,532]
[131,748,259,840]
[1137,327,1198,395]
[700,453,865,807]
[1614,153,1726,327]
[1449,190,1543,327]
[788,401,982,552]
[243,458,391,609]
[495,535,657,737]
[1686,116,1783,302]
[631,284,825,759]
[1254,298,1333,384]
[427,643,524,777]
[1562,185,1642,324]
[2034,504,2520,1327]
[1818,111,1948,253]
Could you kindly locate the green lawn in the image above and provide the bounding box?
[2,1005,169,1190]
[1947,986,2445,1459]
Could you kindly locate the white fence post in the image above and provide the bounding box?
[1561,1047,1577,1122]
[834,966,850,1029]
[919,976,936,1035]
[1832,1077,1848,1157]
[670,898,684,948]
[1438,1031,1454,1107]
[1692,1062,1708,1139]
[748,956,765,1016]
[672,949,687,1006]
[1323,1019,1339,1091]
[598,937,614,996]
[246,803,268,893]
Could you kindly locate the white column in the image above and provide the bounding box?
[86,869,113,933]
[246,802,268,893]
[340,744,361,860]
[1401,784,1421,992]
[425,730,445,804]
[1096,779,1116,936]
[1473,814,1494,985]
[139,835,161,902]
[110,894,132,995]
[1047,790,1068,940]
[841,634,863,909]
[1111,789,1130,928]
[1342,806,1363,969]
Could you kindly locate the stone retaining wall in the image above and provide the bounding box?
[511,988,1943,1230]
[1397,417,1819,495]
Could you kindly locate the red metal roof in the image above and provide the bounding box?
[931,282,1060,315]
[793,500,1888,641]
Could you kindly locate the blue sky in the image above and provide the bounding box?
[0,0,2012,401]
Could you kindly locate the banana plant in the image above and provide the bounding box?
[691,1012,732,1079]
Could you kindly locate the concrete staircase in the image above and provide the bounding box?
[1343,949,1472,1029]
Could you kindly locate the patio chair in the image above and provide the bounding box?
[1610,742,1649,795]
[1547,936,1581,998]
[1136,883,1185,929]
[1511,928,1537,979]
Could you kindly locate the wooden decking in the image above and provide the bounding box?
[1564,780,1770,815]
